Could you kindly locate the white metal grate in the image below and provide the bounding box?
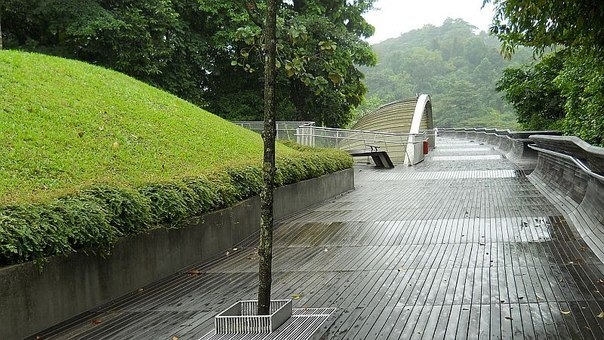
[201,307,336,340]
[215,300,292,334]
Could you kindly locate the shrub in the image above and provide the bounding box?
[0,197,118,266]
[0,147,352,266]
[83,186,152,234]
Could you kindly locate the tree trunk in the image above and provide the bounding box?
[0,11,3,50]
[257,0,279,315]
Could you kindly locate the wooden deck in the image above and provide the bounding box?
[37,137,604,339]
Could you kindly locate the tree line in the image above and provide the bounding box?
[0,0,376,127]
[356,18,534,129]
[488,0,603,146]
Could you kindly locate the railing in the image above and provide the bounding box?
[438,128,562,162]
[529,135,604,176]
[233,121,314,141]
[295,124,429,165]
[234,121,435,165]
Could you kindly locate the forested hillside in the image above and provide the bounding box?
[359,19,533,129]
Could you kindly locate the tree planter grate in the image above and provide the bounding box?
[215,300,292,334]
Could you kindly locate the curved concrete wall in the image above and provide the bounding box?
[528,140,604,262]
[530,135,604,175]
[440,128,604,265]
[438,128,562,171]
[0,168,354,339]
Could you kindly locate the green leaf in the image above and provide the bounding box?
[328,72,342,85]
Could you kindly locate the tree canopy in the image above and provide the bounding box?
[1,0,376,127]
[486,0,604,145]
[495,51,565,130]
[487,0,604,55]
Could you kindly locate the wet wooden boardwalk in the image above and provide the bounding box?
[38,137,604,339]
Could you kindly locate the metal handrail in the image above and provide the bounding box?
[294,125,430,165]
[234,121,434,165]
[301,125,425,139]
[529,145,604,182]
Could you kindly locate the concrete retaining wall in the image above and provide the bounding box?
[0,168,354,339]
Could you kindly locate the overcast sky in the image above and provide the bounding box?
[363,0,496,44]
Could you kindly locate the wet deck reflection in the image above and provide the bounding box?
[39,137,604,339]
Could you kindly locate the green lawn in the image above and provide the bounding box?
[0,50,298,204]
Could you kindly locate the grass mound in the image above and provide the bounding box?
[0,50,273,204]
[0,51,352,265]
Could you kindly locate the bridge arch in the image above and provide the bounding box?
[352,95,433,135]
[352,94,434,165]
[405,94,434,165]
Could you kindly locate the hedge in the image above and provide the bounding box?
[0,145,352,266]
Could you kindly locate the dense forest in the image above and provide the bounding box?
[0,0,376,127]
[358,18,533,129]
[486,0,603,146]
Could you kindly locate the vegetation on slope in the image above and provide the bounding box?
[0,50,265,204]
[0,51,352,265]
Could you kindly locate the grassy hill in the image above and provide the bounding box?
[0,50,289,204]
[0,51,352,265]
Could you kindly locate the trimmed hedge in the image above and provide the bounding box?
[0,145,352,266]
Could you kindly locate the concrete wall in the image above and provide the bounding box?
[0,168,354,339]
[530,135,604,175]
[530,147,604,255]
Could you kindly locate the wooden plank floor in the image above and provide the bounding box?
[37,137,604,339]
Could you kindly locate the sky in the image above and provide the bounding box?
[363,0,496,44]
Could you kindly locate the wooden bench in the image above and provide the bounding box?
[348,146,395,169]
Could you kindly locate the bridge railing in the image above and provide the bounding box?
[234,121,433,165]
[232,121,314,141]
[437,127,562,162]
[295,124,427,164]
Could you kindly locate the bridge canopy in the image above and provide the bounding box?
[352,95,433,135]
[350,95,434,165]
